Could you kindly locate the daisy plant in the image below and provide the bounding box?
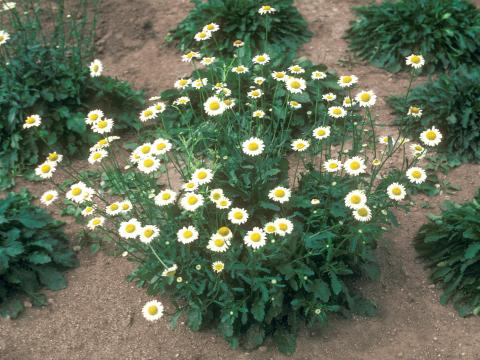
[27,19,441,355]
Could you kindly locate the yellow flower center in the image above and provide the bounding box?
[26,117,35,124]
[199,32,207,38]
[412,170,422,179]
[233,211,243,220]
[219,200,228,207]
[257,56,265,62]
[411,55,421,64]
[90,114,99,121]
[214,264,223,271]
[156,143,166,150]
[426,131,437,140]
[209,101,220,111]
[291,66,301,72]
[125,224,136,233]
[144,229,154,238]
[122,203,130,210]
[410,106,420,114]
[93,152,102,160]
[162,193,171,200]
[263,5,271,10]
[144,159,154,167]
[187,196,198,205]
[333,108,342,115]
[329,163,338,169]
[248,142,259,151]
[110,203,119,211]
[275,72,285,79]
[250,233,261,242]
[179,79,188,86]
[141,146,151,154]
[296,143,305,149]
[41,164,51,173]
[197,171,207,179]
[224,99,233,106]
[97,120,107,129]
[71,187,82,196]
[148,305,158,316]
[317,129,326,136]
[360,93,371,102]
[290,80,301,89]
[351,195,361,204]
[92,64,99,72]
[48,153,58,161]
[207,24,215,30]
[279,223,288,231]
[93,218,101,225]
[342,76,352,83]
[143,110,153,117]
[45,194,54,201]
[274,189,285,198]
[214,238,225,247]
[357,208,368,217]
[98,139,108,145]
[212,192,221,200]
[266,225,275,233]
[392,187,402,196]
[415,145,423,151]
[218,227,230,236]
[183,230,193,238]
[350,162,360,170]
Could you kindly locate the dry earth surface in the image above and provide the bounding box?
[1,0,480,359]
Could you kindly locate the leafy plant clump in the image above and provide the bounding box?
[388,66,480,165]
[28,23,441,354]
[346,0,480,73]
[0,190,78,318]
[167,0,312,60]
[415,191,480,317]
[0,0,144,189]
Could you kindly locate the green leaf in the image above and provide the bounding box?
[187,305,203,331]
[251,298,265,322]
[27,252,52,265]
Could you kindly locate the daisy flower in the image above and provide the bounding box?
[203,23,220,32]
[408,106,422,117]
[289,101,302,110]
[192,78,208,89]
[120,200,132,213]
[264,222,277,234]
[174,78,191,90]
[153,102,166,113]
[254,77,266,86]
[328,106,347,118]
[244,227,267,249]
[411,143,426,158]
[323,159,342,173]
[35,161,56,179]
[89,59,103,77]
[106,202,122,216]
[182,181,198,192]
[288,65,305,74]
[134,143,155,158]
[137,156,160,174]
[217,226,233,241]
[118,218,142,239]
[344,190,367,210]
[232,65,249,74]
[181,51,201,63]
[272,71,287,81]
[40,190,58,206]
[142,300,164,322]
[194,30,212,41]
[87,216,105,230]
[207,235,230,252]
[247,89,263,99]
[85,110,103,125]
[420,126,442,147]
[322,93,336,102]
[405,54,425,69]
[252,110,266,118]
[212,261,225,273]
[258,5,276,14]
[192,168,214,185]
[66,182,89,204]
[47,152,63,163]
[201,56,216,66]
[23,114,41,129]
[291,139,310,152]
[313,126,331,140]
[175,226,198,244]
[209,189,224,203]
[355,90,377,107]
[311,71,327,80]
[353,206,372,222]
[138,225,159,244]
[274,218,294,236]
[153,138,172,155]
[1,3,15,12]
[154,189,177,206]
[378,136,391,145]
[285,77,306,94]
[344,156,367,176]
[174,96,190,106]
[387,183,406,201]
[228,207,249,225]
[343,96,355,108]
[242,137,265,156]
[91,118,114,134]
[338,75,358,88]
[0,30,10,45]
[88,149,108,164]
[180,193,204,212]
[233,39,244,48]
[406,167,427,184]
[204,96,226,116]
[162,264,178,277]
[82,206,95,217]
[268,186,291,203]
[216,197,232,209]
[252,53,270,65]
[223,98,236,109]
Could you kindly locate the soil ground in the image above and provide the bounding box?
[1,0,480,359]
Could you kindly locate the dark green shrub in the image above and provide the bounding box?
[388,66,480,164]
[346,0,480,73]
[0,190,78,318]
[415,191,480,317]
[167,0,312,60]
[0,0,144,189]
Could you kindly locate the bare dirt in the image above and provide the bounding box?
[1,0,480,359]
